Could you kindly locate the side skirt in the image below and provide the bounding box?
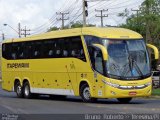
[31,88,75,96]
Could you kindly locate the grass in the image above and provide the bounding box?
[152,88,160,96]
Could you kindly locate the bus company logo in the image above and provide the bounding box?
[128,82,138,85]
[7,63,29,69]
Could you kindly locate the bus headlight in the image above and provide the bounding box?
[111,83,120,88]
[145,82,151,87]
[102,80,119,88]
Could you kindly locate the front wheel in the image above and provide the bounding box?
[80,84,96,102]
[117,98,132,103]
[23,82,32,99]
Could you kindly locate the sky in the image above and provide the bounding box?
[0,0,144,41]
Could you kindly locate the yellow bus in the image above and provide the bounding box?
[1,27,159,103]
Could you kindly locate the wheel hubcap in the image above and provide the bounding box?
[17,85,21,95]
[83,87,90,100]
[25,85,29,96]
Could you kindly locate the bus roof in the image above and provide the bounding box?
[3,27,143,43]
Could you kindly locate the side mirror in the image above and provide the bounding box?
[92,44,108,61]
[147,44,159,60]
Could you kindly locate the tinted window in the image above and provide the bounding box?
[43,40,56,58]
[69,37,85,61]
[2,43,11,59]
[2,36,86,62]
[85,36,101,47]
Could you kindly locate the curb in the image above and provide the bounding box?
[136,96,160,99]
[150,96,160,98]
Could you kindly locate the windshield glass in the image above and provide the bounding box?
[102,39,150,80]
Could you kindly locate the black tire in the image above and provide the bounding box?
[80,83,96,103]
[32,94,39,99]
[117,98,132,103]
[23,82,32,99]
[50,95,66,100]
[15,81,23,98]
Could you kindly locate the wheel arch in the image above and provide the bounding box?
[23,79,29,85]
[79,80,93,96]
[23,77,31,86]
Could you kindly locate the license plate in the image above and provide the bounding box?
[129,91,137,96]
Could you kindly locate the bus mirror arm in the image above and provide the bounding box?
[92,44,109,61]
[147,44,159,60]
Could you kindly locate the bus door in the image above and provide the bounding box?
[90,47,105,98]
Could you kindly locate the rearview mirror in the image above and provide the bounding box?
[92,44,108,61]
[147,44,159,60]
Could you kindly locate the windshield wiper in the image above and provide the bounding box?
[128,55,134,76]
[131,58,144,77]
[125,41,144,77]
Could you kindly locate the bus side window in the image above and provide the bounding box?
[63,50,68,57]
[71,50,76,57]
[2,44,6,59]
[33,41,42,58]
[11,43,19,59]
[26,42,34,59]
[12,53,17,60]
[17,43,24,59]
[84,36,101,47]
[70,37,86,61]
[26,43,32,59]
[2,43,12,59]
[43,40,55,58]
[55,39,64,58]
[48,50,54,56]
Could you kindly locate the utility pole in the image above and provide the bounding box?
[83,0,88,27]
[56,12,69,29]
[145,0,152,43]
[18,23,21,38]
[21,26,30,37]
[95,9,108,27]
[2,33,5,40]
[131,9,141,26]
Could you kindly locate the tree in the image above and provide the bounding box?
[70,21,95,28]
[118,0,160,70]
[48,21,96,32]
[47,26,59,32]
[118,0,160,45]
[70,21,83,28]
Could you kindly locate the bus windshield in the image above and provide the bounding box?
[102,39,150,80]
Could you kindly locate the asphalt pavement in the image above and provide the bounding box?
[0,85,160,115]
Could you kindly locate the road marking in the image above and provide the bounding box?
[17,108,29,114]
[1,105,17,113]
[1,105,29,114]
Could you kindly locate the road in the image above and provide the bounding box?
[0,85,160,115]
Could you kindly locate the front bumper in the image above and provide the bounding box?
[102,78,152,98]
[104,85,151,98]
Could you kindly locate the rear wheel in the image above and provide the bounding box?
[23,82,32,99]
[117,98,132,103]
[15,81,23,98]
[80,83,96,102]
